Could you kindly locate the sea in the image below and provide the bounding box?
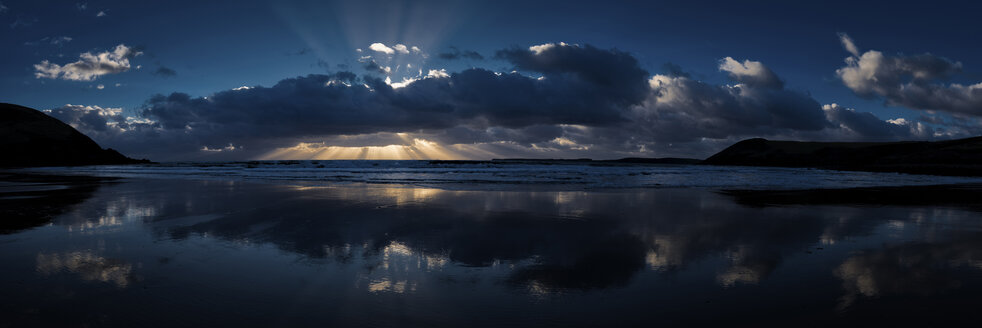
[3,161,982,327]
[13,160,982,190]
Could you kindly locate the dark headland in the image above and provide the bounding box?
[0,103,149,167]
[704,137,982,176]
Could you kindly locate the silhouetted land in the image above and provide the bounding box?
[429,157,702,166]
[705,136,982,176]
[0,103,149,167]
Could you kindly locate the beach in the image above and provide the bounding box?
[2,166,982,327]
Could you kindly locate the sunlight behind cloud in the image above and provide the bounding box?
[260,138,466,160]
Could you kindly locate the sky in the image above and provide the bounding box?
[2,0,982,161]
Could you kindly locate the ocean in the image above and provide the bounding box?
[2,162,982,327]
[13,160,982,190]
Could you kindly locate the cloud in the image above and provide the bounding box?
[49,42,953,160]
[45,104,127,132]
[627,63,826,143]
[153,66,177,77]
[0,3,8,14]
[76,2,86,11]
[438,47,484,60]
[96,10,106,17]
[838,33,859,57]
[34,44,141,81]
[9,15,36,28]
[836,34,982,116]
[24,36,73,46]
[369,43,395,55]
[369,42,416,55]
[719,57,783,89]
[822,104,931,139]
[362,60,391,74]
[392,44,409,54]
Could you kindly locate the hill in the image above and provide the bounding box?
[704,137,982,176]
[0,103,149,167]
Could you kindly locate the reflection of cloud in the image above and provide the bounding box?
[367,278,410,293]
[59,198,157,233]
[36,251,133,288]
[716,246,779,287]
[835,236,982,309]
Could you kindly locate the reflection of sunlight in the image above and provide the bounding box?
[36,251,133,288]
[261,138,466,160]
[376,186,445,207]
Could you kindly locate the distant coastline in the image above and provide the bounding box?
[704,137,982,176]
[5,101,982,177]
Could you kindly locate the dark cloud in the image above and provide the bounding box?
[836,34,982,116]
[495,43,649,105]
[625,64,827,143]
[438,47,484,60]
[361,60,389,74]
[822,104,929,140]
[153,66,176,77]
[45,42,950,160]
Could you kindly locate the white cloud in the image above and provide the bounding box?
[96,84,104,89]
[411,46,421,53]
[718,57,783,88]
[426,69,449,79]
[369,42,395,55]
[96,10,106,17]
[34,44,141,81]
[392,44,410,54]
[529,42,569,55]
[838,33,860,57]
[201,144,239,152]
[835,35,982,116]
[233,86,252,91]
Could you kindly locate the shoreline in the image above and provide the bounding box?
[4,171,982,209]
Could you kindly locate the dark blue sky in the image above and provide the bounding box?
[2,0,981,160]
